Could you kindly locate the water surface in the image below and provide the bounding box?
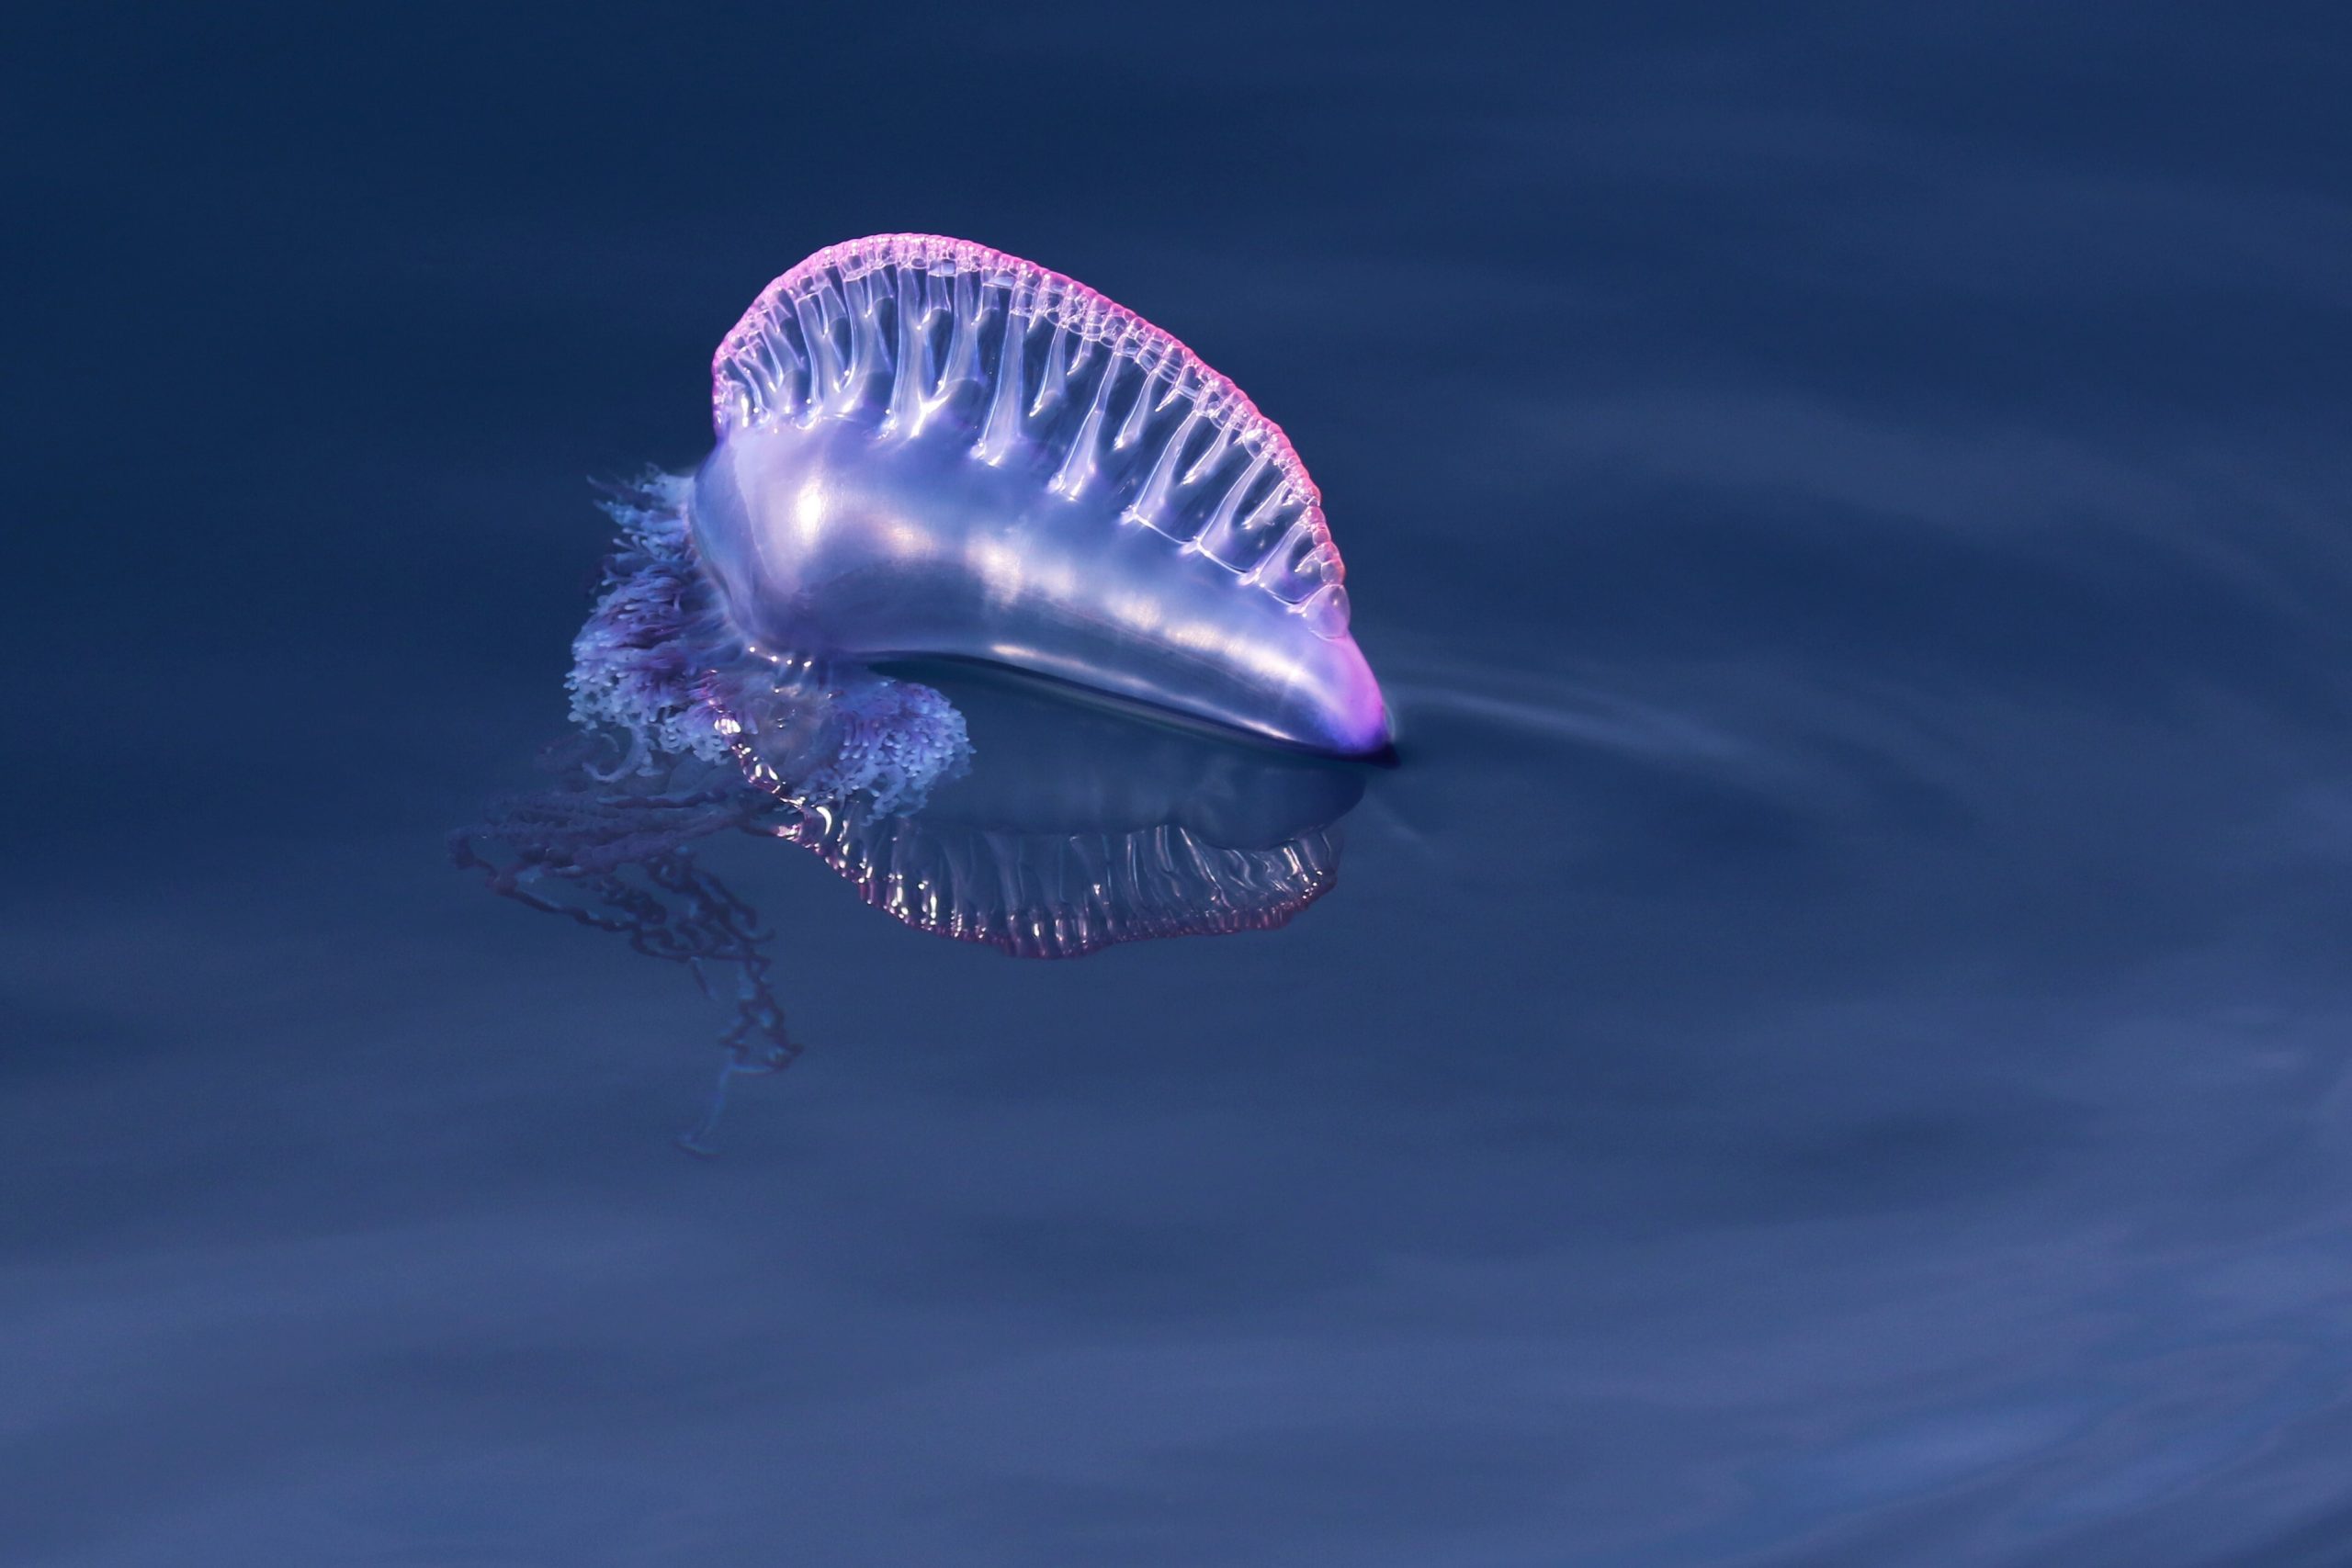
[8,6,2352,1564]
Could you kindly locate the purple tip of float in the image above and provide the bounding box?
[687,233,1395,758]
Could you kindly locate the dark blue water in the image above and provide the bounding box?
[11,6,2352,1563]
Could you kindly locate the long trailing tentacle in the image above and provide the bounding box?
[449,746,798,1149]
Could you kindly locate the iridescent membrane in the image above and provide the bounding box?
[691,234,1391,756]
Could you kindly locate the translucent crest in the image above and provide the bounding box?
[708,233,1350,627]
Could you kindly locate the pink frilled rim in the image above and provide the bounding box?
[709,231,1330,561]
[764,798,1343,961]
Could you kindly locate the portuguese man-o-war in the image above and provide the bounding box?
[697,234,1391,757]
[455,238,1385,1144]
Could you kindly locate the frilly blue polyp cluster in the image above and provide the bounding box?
[566,470,971,816]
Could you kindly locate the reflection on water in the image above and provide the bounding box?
[752,664,1363,958]
[456,649,1367,1147]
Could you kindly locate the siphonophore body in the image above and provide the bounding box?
[691,234,1391,756]
[458,240,1394,1136]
